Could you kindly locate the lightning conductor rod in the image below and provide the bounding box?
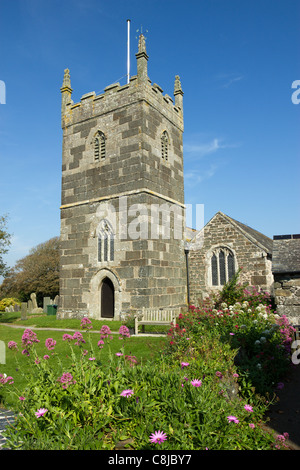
[127,19,131,84]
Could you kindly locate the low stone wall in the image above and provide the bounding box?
[274,273,300,325]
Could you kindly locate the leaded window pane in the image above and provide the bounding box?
[98,236,102,262]
[104,237,108,262]
[219,250,226,285]
[110,236,114,262]
[227,253,235,280]
[211,253,218,286]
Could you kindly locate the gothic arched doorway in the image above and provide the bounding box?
[101,277,114,318]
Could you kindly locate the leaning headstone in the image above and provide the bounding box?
[13,304,20,312]
[21,303,27,321]
[54,295,59,306]
[8,305,14,312]
[27,300,33,314]
[30,293,38,310]
[43,297,51,313]
[5,307,9,312]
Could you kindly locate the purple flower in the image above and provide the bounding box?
[120,389,134,397]
[21,329,40,347]
[118,325,131,339]
[62,334,73,342]
[191,379,202,387]
[244,404,253,412]
[45,338,56,351]
[35,408,48,418]
[8,341,18,351]
[80,317,93,330]
[100,325,111,339]
[227,415,239,424]
[181,362,190,368]
[72,332,86,346]
[149,430,167,444]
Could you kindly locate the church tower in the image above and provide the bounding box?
[58,35,187,319]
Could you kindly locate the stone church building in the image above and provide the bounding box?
[57,34,274,320]
[186,211,273,305]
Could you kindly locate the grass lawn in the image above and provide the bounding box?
[0,314,168,409]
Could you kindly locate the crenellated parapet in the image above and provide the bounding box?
[61,35,183,131]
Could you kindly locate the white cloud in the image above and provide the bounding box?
[184,137,240,160]
[214,73,244,89]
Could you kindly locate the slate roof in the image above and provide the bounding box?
[272,235,300,273]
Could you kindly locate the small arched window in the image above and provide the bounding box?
[161,131,168,161]
[210,247,236,286]
[97,219,114,262]
[94,131,106,161]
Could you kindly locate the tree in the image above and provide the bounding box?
[0,237,60,304]
[0,214,12,277]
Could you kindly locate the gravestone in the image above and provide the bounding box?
[21,303,27,321]
[30,293,38,310]
[0,341,5,365]
[54,295,59,306]
[27,300,33,314]
[43,297,51,313]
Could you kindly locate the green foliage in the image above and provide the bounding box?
[0,297,21,312]
[0,237,59,303]
[0,214,11,277]
[1,303,293,450]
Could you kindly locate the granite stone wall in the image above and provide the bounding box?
[188,212,273,305]
[58,42,187,319]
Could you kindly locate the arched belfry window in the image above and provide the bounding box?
[94,131,106,161]
[210,247,236,286]
[161,131,169,161]
[97,219,114,262]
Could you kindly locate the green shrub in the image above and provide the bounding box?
[0,297,21,312]
[1,315,290,450]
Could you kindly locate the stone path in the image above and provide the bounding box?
[0,408,16,450]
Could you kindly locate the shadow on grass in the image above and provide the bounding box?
[0,312,21,324]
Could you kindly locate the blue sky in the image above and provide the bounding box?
[0,0,299,271]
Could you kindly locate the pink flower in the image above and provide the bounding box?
[249,423,255,429]
[116,352,123,357]
[98,339,104,348]
[100,325,111,338]
[181,362,190,368]
[72,332,86,346]
[191,379,202,387]
[21,329,40,347]
[43,355,50,360]
[45,338,56,350]
[244,404,253,412]
[227,415,239,424]
[120,389,134,397]
[149,430,167,444]
[62,334,73,342]
[118,325,131,339]
[80,317,93,330]
[88,357,96,361]
[57,372,76,389]
[19,396,25,401]
[8,341,18,350]
[35,408,48,418]
[0,374,14,385]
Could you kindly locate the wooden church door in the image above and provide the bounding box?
[101,277,114,318]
